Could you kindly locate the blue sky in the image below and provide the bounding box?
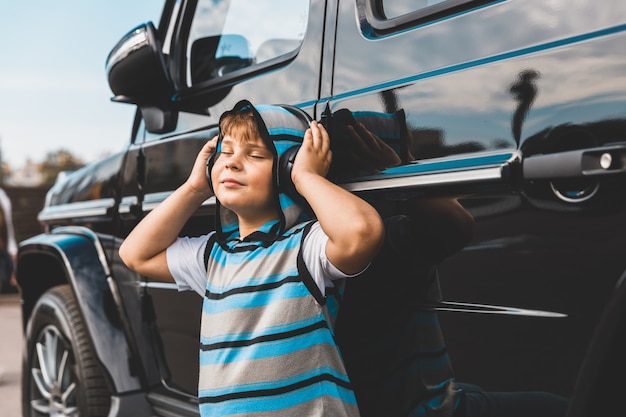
[0,1,165,169]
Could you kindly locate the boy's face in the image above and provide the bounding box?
[211,132,278,222]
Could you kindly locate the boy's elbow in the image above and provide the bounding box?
[369,215,386,252]
[327,213,384,275]
[118,245,131,267]
[118,242,139,271]
[351,213,385,256]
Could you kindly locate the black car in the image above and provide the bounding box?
[17,0,626,416]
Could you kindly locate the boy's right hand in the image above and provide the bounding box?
[187,136,218,198]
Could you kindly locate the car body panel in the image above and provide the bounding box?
[17,0,626,414]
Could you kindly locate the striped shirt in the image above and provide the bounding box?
[197,221,360,417]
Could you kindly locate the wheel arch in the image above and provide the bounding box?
[17,227,144,394]
[18,246,68,327]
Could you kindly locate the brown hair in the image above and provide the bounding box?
[219,108,262,143]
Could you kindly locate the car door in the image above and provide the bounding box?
[327,0,626,398]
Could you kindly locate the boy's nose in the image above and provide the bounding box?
[225,156,241,170]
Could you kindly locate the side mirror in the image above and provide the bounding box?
[106,22,173,107]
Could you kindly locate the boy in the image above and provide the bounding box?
[119,100,384,417]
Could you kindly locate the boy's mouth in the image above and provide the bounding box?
[221,178,244,187]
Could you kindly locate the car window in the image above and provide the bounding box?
[186,0,309,87]
[366,0,491,35]
[380,0,449,19]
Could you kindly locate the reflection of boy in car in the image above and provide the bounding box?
[335,196,569,417]
[119,101,384,417]
[328,108,406,179]
[330,112,569,417]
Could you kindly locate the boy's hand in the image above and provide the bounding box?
[187,136,218,197]
[291,121,332,187]
[291,120,384,275]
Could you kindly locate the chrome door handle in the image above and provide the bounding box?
[523,143,626,179]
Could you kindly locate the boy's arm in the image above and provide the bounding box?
[119,137,217,282]
[292,121,384,275]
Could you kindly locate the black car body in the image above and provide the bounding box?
[17,0,626,416]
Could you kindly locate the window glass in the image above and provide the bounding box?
[186,0,308,87]
[381,0,449,19]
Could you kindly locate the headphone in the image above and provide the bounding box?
[205,102,313,201]
[276,104,312,198]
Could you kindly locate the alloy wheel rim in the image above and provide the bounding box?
[30,325,78,417]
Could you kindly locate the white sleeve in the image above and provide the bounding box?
[166,233,213,296]
[302,222,366,296]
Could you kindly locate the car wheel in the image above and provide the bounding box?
[22,285,111,417]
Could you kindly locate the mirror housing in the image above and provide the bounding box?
[106,22,173,108]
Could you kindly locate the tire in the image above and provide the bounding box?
[22,285,111,417]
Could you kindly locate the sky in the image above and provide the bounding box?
[0,1,165,170]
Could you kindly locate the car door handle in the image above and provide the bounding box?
[523,143,626,180]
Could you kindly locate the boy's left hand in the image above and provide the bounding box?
[291,121,384,275]
[291,121,332,185]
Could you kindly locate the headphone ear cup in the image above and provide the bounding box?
[206,152,216,192]
[278,145,300,198]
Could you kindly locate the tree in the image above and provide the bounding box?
[40,149,84,186]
